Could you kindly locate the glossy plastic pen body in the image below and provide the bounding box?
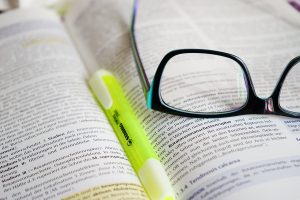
[89,69,175,200]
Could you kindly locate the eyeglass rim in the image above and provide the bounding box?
[150,49,300,118]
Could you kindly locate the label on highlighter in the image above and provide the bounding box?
[112,110,133,146]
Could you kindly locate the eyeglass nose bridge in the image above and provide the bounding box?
[264,98,275,114]
[249,94,276,115]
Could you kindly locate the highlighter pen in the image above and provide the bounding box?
[89,69,175,200]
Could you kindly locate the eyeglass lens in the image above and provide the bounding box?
[279,61,300,113]
[160,53,248,113]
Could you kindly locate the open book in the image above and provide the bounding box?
[1,0,300,199]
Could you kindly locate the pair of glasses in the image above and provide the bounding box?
[130,1,300,118]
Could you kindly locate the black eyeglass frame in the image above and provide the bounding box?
[130,0,300,118]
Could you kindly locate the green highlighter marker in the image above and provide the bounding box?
[89,69,175,200]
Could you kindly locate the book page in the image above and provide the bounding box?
[0,8,147,200]
[255,0,300,27]
[66,0,300,199]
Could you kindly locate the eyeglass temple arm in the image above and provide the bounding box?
[130,0,151,101]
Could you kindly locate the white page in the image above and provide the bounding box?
[65,0,300,199]
[256,0,300,27]
[0,8,147,200]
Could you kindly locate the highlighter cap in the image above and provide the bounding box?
[89,69,113,109]
[138,158,175,200]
